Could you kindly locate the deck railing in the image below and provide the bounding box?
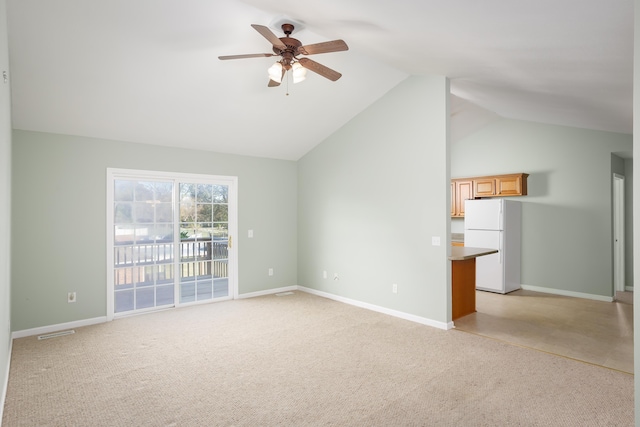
[114,237,228,285]
[178,238,228,279]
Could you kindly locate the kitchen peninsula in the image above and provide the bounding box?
[449,246,498,320]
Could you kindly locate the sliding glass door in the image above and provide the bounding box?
[178,183,230,303]
[112,179,175,312]
[107,169,237,318]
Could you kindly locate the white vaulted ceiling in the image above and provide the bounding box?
[6,0,633,160]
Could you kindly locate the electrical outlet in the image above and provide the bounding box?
[67,292,76,303]
[323,270,327,279]
[268,268,274,276]
[392,283,398,294]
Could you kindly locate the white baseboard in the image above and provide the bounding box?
[625,286,634,292]
[10,283,453,340]
[237,285,298,300]
[0,337,12,425]
[10,287,298,339]
[297,286,453,330]
[520,285,614,302]
[11,316,108,340]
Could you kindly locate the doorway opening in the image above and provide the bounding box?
[613,173,625,294]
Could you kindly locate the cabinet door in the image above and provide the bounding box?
[474,178,496,197]
[451,181,456,217]
[496,175,526,196]
[455,180,473,216]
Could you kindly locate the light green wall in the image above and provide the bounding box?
[0,0,11,412]
[298,75,451,323]
[11,130,298,331]
[451,119,632,297]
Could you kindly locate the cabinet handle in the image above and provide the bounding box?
[228,235,232,249]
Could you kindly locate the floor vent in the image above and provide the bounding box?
[275,292,294,297]
[37,330,75,340]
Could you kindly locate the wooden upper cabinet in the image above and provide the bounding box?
[472,173,528,197]
[451,173,528,217]
[450,181,456,217]
[495,173,528,196]
[452,179,473,217]
[474,177,496,197]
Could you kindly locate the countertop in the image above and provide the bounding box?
[449,246,498,261]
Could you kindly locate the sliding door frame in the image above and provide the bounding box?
[106,168,238,321]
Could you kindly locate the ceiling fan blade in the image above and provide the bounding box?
[298,40,349,56]
[298,58,342,81]
[218,53,275,60]
[251,24,286,51]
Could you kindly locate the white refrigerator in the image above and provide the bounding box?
[464,199,522,294]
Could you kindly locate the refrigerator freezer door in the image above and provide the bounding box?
[464,229,504,293]
[464,199,503,231]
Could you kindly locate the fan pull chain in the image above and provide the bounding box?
[286,70,290,96]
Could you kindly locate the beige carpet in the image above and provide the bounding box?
[2,291,634,426]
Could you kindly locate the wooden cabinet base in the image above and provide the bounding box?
[452,258,476,320]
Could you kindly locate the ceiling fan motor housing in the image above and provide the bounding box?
[273,24,302,69]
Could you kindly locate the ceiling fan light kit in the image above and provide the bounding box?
[291,62,307,83]
[218,22,348,89]
[268,62,284,83]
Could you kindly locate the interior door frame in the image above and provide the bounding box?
[106,168,239,321]
[613,173,625,294]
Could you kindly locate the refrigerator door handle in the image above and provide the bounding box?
[499,231,504,264]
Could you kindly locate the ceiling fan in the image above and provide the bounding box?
[218,23,348,87]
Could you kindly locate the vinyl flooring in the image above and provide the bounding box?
[453,289,634,374]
